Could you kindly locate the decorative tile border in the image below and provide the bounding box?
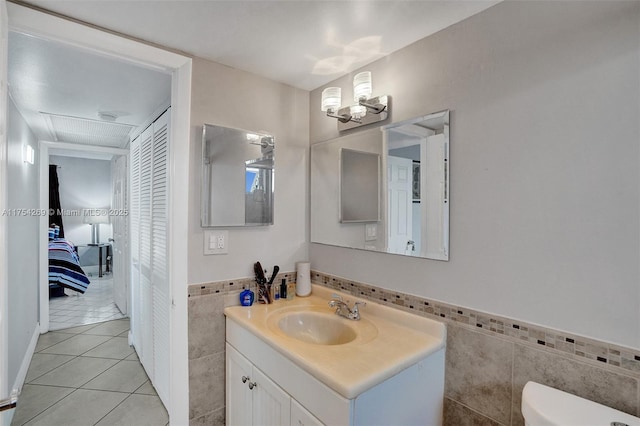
[188,272,296,298]
[187,269,640,377]
[311,270,640,377]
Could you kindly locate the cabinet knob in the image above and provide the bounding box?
[241,376,249,383]
[248,381,257,390]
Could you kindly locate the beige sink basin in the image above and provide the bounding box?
[266,305,378,346]
[277,311,357,345]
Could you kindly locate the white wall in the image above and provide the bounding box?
[49,155,112,246]
[7,97,39,388]
[309,1,640,348]
[188,57,309,284]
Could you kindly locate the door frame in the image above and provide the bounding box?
[0,0,9,415]
[38,142,129,333]
[8,4,192,424]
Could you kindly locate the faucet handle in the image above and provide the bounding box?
[331,293,343,301]
[353,301,366,311]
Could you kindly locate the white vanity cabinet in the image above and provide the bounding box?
[227,343,323,426]
[226,317,445,426]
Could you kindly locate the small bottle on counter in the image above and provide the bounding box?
[271,284,280,301]
[239,289,254,306]
[280,278,287,300]
[286,282,295,300]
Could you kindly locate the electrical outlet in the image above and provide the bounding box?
[204,230,228,255]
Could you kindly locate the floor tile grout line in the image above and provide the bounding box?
[131,379,151,395]
[33,333,76,353]
[24,353,80,384]
[16,387,81,426]
[31,336,131,389]
[20,387,144,426]
[91,391,139,426]
[16,319,144,425]
[75,355,133,391]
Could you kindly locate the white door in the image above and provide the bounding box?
[111,155,128,315]
[0,0,10,418]
[129,108,171,407]
[387,156,414,255]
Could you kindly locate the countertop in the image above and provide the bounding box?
[224,284,446,399]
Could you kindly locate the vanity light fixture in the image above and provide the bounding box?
[321,87,359,124]
[321,71,390,131]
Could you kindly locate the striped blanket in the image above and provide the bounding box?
[49,239,91,294]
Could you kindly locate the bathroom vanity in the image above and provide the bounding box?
[224,285,446,425]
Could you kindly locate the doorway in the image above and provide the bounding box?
[3,3,192,423]
[46,151,128,331]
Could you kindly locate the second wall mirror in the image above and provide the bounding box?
[202,124,275,227]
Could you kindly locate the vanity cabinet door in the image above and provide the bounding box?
[227,343,292,425]
[252,367,291,426]
[227,345,254,426]
[291,399,324,426]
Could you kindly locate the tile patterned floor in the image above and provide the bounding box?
[11,318,169,426]
[49,276,126,331]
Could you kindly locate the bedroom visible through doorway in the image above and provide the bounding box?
[46,152,127,331]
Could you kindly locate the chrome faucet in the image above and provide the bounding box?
[328,294,366,320]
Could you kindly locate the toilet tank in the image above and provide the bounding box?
[522,381,640,426]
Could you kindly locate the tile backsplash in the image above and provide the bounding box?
[187,270,640,426]
[311,270,640,425]
[312,271,640,376]
[186,272,295,425]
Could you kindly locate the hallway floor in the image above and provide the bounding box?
[49,276,126,331]
[11,318,169,426]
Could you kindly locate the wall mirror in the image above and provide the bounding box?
[201,124,274,227]
[311,110,449,260]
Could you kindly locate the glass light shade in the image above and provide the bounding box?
[353,71,372,101]
[321,87,342,112]
[350,105,367,120]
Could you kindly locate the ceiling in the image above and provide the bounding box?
[21,0,499,91]
[8,1,498,155]
[8,31,172,149]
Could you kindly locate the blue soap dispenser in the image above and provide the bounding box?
[240,289,254,306]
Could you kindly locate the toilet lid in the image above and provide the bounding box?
[522,382,640,426]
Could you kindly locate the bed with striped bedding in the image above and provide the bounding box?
[49,239,91,294]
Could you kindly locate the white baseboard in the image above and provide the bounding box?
[12,323,39,397]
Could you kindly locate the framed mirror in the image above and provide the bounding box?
[311,110,449,260]
[201,124,274,227]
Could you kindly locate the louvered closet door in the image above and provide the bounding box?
[129,108,171,410]
[139,125,154,376]
[130,137,141,351]
[151,108,170,404]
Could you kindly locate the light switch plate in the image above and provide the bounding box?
[204,230,228,255]
[365,223,377,241]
